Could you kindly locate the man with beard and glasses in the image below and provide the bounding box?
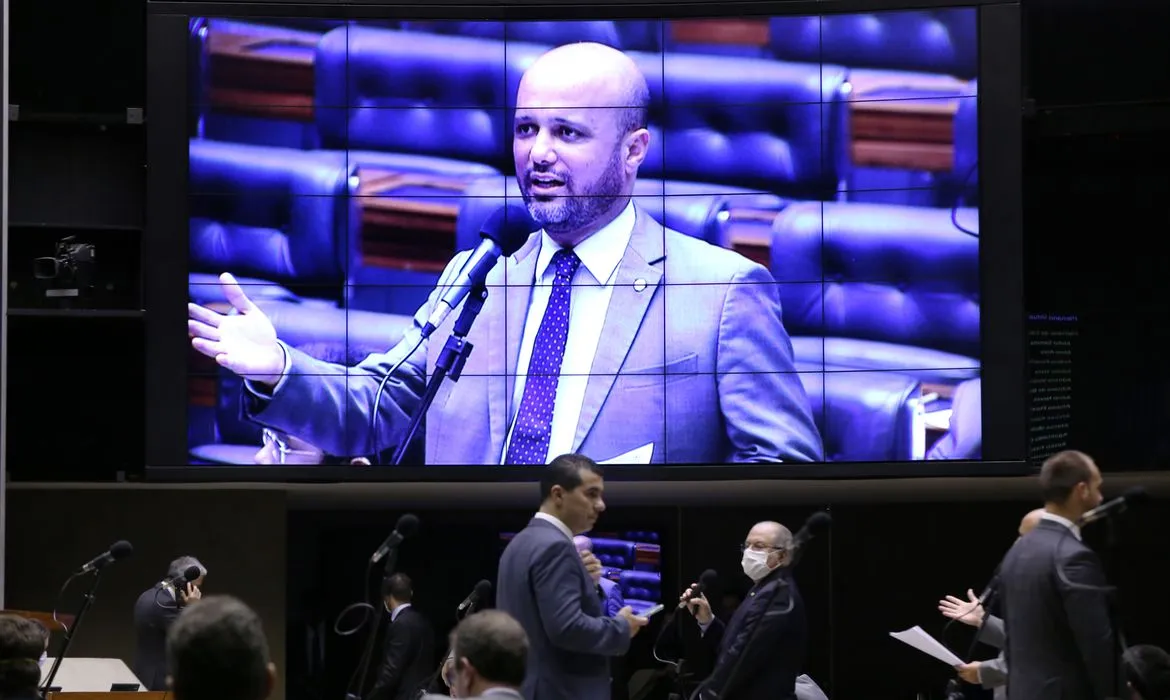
[188,41,823,467]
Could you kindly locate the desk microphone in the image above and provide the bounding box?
[420,204,534,338]
[1079,486,1150,526]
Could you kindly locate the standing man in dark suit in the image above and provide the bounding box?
[497,454,648,700]
[682,521,807,700]
[999,450,1115,700]
[939,508,1045,699]
[368,573,434,700]
[133,556,206,691]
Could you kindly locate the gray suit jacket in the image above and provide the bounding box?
[496,518,630,700]
[999,520,1117,700]
[245,205,823,465]
[978,615,1008,697]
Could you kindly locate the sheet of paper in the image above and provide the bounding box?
[889,626,964,666]
[598,443,654,465]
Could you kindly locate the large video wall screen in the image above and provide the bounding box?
[183,11,982,468]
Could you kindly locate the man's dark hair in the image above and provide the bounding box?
[1038,450,1095,503]
[540,454,603,501]
[381,573,413,602]
[451,610,528,688]
[0,615,48,695]
[1124,644,1170,700]
[616,80,651,137]
[167,596,270,700]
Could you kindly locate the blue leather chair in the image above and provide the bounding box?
[619,571,662,615]
[188,138,360,306]
[190,301,414,465]
[768,10,977,78]
[399,20,623,48]
[314,26,508,178]
[591,538,638,570]
[797,362,925,462]
[770,201,981,385]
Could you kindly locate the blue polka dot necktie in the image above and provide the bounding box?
[505,248,581,465]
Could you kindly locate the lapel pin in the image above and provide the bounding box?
[633,279,647,292]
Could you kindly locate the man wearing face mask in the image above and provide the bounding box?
[998,450,1114,700]
[497,454,648,700]
[368,573,435,700]
[423,611,527,700]
[680,521,807,700]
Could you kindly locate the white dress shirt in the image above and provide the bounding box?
[501,200,637,464]
[533,512,574,540]
[390,602,411,622]
[1040,511,1082,540]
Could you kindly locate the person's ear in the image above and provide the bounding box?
[263,662,277,699]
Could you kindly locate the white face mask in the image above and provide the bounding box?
[741,549,773,581]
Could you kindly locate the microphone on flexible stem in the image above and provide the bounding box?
[787,511,832,568]
[42,541,134,693]
[653,569,719,695]
[76,540,134,575]
[420,203,535,339]
[167,565,202,587]
[371,514,420,566]
[1079,486,1151,526]
[457,580,493,617]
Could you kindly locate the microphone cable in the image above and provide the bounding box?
[369,335,425,465]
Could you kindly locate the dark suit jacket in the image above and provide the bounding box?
[1000,519,1116,700]
[133,583,182,691]
[697,568,806,700]
[368,606,435,700]
[496,518,631,700]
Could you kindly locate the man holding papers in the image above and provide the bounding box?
[937,508,1045,697]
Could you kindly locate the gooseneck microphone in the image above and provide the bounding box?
[77,540,134,574]
[420,203,535,338]
[43,540,133,693]
[1079,486,1150,526]
[371,513,420,565]
[457,579,493,616]
[787,511,832,568]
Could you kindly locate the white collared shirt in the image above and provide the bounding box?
[501,200,637,464]
[1041,512,1082,541]
[533,512,574,541]
[390,602,411,622]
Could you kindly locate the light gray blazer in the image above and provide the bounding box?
[978,614,1009,696]
[246,206,823,465]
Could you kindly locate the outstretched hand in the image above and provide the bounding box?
[939,588,985,627]
[188,273,285,383]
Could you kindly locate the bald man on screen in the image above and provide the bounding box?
[187,41,823,467]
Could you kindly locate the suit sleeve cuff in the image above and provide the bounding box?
[243,341,291,398]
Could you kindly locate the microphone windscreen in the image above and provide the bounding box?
[480,203,536,256]
[183,565,202,582]
[806,511,832,533]
[474,579,493,597]
[396,513,420,537]
[1123,486,1151,504]
[110,540,134,559]
[699,569,719,588]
